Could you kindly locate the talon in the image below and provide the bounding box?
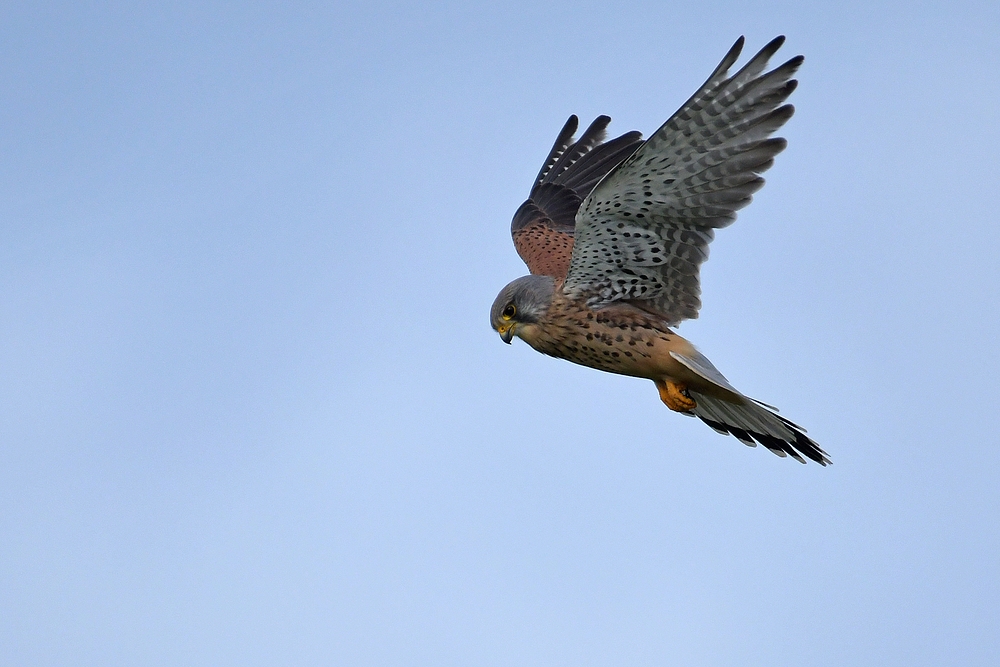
[656,380,697,412]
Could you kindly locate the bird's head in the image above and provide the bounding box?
[490,275,555,344]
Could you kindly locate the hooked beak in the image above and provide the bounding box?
[497,323,515,344]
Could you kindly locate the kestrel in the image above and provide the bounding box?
[490,36,830,465]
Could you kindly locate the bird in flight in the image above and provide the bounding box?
[490,36,829,465]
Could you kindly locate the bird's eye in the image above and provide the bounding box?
[502,303,516,320]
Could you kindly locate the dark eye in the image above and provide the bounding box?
[502,303,516,320]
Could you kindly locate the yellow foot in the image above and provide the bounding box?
[656,380,697,412]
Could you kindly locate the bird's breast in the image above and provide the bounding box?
[521,294,697,381]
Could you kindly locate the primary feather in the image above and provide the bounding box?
[563,36,802,326]
[511,116,643,278]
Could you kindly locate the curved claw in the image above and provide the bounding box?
[656,379,697,412]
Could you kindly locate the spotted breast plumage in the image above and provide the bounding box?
[490,36,830,465]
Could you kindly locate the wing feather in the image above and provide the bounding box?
[511,116,643,278]
[563,36,802,325]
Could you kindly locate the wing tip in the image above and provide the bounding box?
[532,115,581,189]
[764,34,786,52]
[711,36,746,80]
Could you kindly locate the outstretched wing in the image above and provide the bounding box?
[563,36,802,325]
[511,115,643,279]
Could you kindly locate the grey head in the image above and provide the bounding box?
[490,274,556,344]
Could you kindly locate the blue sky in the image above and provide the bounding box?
[2,1,998,665]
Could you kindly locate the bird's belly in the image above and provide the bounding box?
[525,320,696,381]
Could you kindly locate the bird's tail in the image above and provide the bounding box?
[686,391,831,465]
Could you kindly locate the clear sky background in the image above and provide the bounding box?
[2,1,998,665]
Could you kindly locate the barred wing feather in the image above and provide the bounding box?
[510,115,643,279]
[563,36,802,325]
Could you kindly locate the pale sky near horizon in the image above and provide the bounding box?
[2,2,999,665]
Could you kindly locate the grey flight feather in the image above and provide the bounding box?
[512,115,644,236]
[562,36,802,325]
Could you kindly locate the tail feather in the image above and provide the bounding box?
[688,391,830,465]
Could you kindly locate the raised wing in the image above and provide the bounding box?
[563,36,802,325]
[511,115,642,278]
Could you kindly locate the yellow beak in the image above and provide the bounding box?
[497,323,515,344]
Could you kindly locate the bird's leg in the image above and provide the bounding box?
[656,379,697,412]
